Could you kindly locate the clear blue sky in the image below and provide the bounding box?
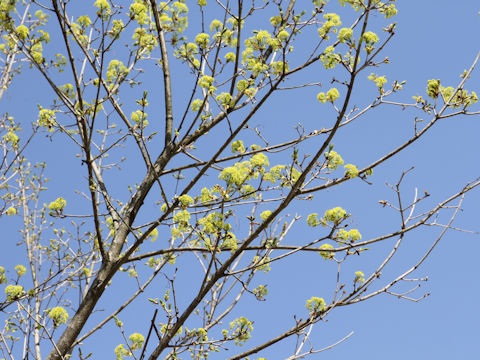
[2,1,480,359]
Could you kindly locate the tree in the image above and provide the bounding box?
[0,0,479,359]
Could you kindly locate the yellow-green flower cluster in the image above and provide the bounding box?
[132,28,157,54]
[336,229,361,242]
[270,60,288,75]
[190,98,203,112]
[323,207,347,225]
[30,42,43,63]
[77,15,92,28]
[147,228,158,242]
[3,131,19,148]
[157,1,189,33]
[94,0,111,19]
[49,307,69,327]
[319,244,334,260]
[236,79,250,92]
[270,15,282,27]
[344,164,359,178]
[195,33,210,48]
[368,73,387,89]
[173,210,191,228]
[245,30,276,51]
[253,284,268,300]
[318,13,341,39]
[231,140,245,153]
[338,27,353,43]
[109,19,124,39]
[262,164,283,183]
[354,270,365,283]
[5,285,24,301]
[277,29,289,41]
[37,108,56,129]
[224,52,236,63]
[362,31,379,54]
[15,265,27,277]
[317,88,340,103]
[129,333,145,350]
[177,194,193,208]
[216,92,233,109]
[131,110,148,128]
[48,197,67,215]
[230,317,253,345]
[114,344,131,360]
[250,153,269,168]
[106,60,129,83]
[426,79,440,99]
[320,46,341,69]
[209,19,223,33]
[198,75,214,88]
[253,256,271,273]
[324,150,344,170]
[219,153,269,187]
[307,213,321,227]
[242,30,284,75]
[198,212,230,234]
[5,207,17,216]
[16,25,29,40]
[378,2,398,18]
[260,210,272,221]
[70,22,89,46]
[0,266,6,284]
[59,83,75,99]
[306,296,326,313]
[129,2,149,25]
[432,82,478,108]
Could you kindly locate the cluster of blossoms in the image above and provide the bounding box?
[94,0,111,18]
[114,333,145,360]
[5,206,17,216]
[37,108,56,129]
[336,228,362,242]
[253,284,268,300]
[229,317,253,345]
[324,150,344,170]
[48,307,69,327]
[48,197,67,216]
[3,131,19,148]
[174,42,199,68]
[338,27,354,43]
[426,79,478,108]
[5,284,24,301]
[131,110,148,128]
[219,153,269,189]
[106,60,129,84]
[319,244,334,260]
[320,46,341,69]
[307,206,349,228]
[196,212,237,250]
[354,271,365,283]
[368,73,387,89]
[69,17,91,46]
[231,140,246,153]
[344,164,359,178]
[0,266,6,284]
[242,29,288,76]
[317,88,340,103]
[15,265,27,277]
[306,296,326,313]
[318,13,341,39]
[362,31,379,54]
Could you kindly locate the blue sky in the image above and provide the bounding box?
[1,1,480,359]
